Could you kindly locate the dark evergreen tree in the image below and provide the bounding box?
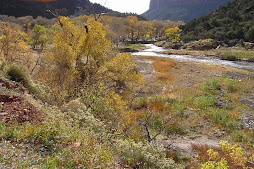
[181,0,254,43]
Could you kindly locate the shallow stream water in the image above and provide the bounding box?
[132,44,254,72]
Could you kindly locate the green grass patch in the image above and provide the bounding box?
[202,78,221,94]
[172,101,186,118]
[193,95,216,110]
[225,79,237,93]
[220,50,254,61]
[123,43,146,51]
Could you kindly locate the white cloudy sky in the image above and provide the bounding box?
[90,0,150,14]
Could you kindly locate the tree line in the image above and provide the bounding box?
[180,0,254,44]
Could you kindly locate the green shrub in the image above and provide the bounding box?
[204,78,221,90]
[172,101,186,118]
[133,97,148,109]
[194,95,216,110]
[0,141,44,168]
[32,81,55,103]
[149,118,163,130]
[0,101,115,168]
[0,123,60,149]
[230,130,254,143]
[117,140,183,169]
[202,78,221,94]
[0,61,6,71]
[210,78,221,90]
[211,111,231,127]
[6,64,37,94]
[44,136,113,168]
[226,80,237,92]
[155,41,166,47]
[164,125,185,135]
[41,106,114,168]
[181,39,216,50]
[162,42,183,49]
[65,108,106,134]
[220,52,237,61]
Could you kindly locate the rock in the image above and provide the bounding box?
[240,95,254,110]
[241,112,254,130]
[0,94,43,124]
[224,72,254,80]
[159,135,220,157]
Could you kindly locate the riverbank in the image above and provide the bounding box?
[133,46,254,167]
[159,47,254,62]
[117,43,146,53]
[154,39,254,62]
[133,44,254,72]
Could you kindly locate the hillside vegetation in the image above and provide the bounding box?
[0,15,185,168]
[180,0,254,44]
[0,13,254,168]
[0,0,146,20]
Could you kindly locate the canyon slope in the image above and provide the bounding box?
[180,0,254,43]
[0,0,145,19]
[0,0,93,18]
[143,0,232,22]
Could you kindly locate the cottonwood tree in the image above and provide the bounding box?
[0,22,33,68]
[30,24,47,50]
[39,17,143,123]
[165,27,182,42]
[30,24,48,74]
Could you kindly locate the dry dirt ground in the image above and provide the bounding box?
[135,55,248,98]
[135,55,254,158]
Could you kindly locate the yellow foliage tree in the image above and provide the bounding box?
[164,26,182,42]
[0,22,33,68]
[39,17,144,117]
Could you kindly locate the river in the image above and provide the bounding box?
[132,44,254,72]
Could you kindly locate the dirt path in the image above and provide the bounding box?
[159,135,220,157]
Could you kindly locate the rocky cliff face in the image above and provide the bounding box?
[144,0,232,22]
[149,0,231,9]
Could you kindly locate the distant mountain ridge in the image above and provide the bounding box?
[143,0,232,22]
[0,0,89,18]
[0,0,146,20]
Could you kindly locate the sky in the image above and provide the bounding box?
[90,0,150,14]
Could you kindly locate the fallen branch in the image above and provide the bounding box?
[246,162,254,168]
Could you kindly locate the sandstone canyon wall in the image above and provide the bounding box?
[144,0,232,22]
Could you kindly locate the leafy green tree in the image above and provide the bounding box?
[180,0,254,43]
[246,25,254,42]
[30,24,46,49]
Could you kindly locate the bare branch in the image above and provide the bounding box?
[46,9,63,27]
[92,0,108,21]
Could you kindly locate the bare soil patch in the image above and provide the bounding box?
[0,94,43,124]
